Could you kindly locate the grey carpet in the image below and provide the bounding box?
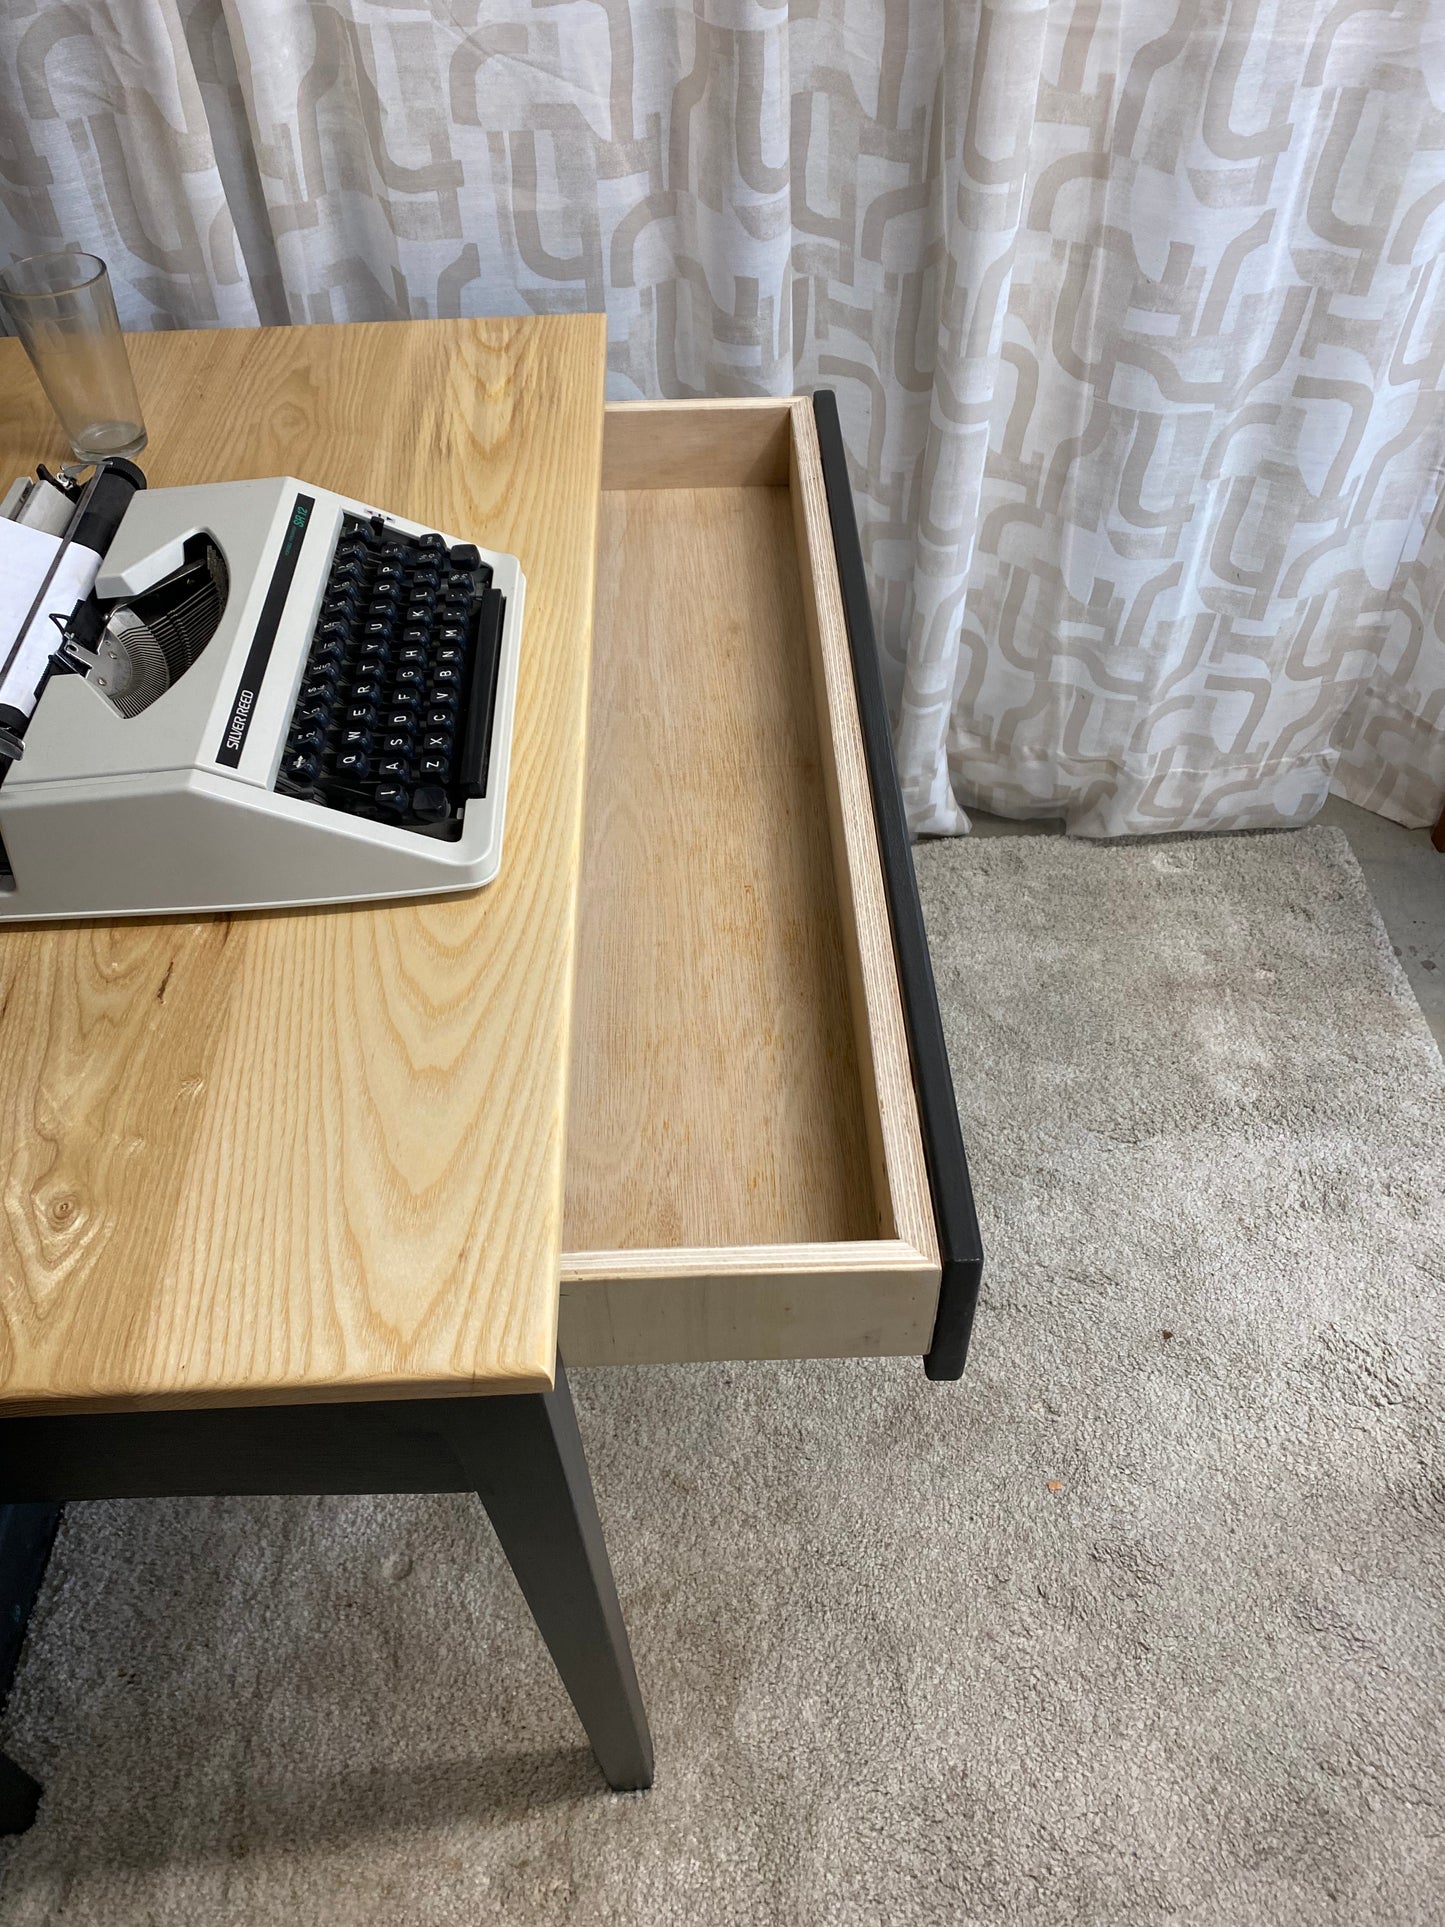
[2,825,1442,1926]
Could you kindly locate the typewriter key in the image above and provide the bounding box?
[410,786,450,824]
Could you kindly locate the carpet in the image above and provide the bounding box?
[1,825,1442,1926]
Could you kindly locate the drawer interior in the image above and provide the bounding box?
[560,400,938,1364]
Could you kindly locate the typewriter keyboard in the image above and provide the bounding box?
[277,514,505,832]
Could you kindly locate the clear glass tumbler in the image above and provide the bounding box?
[0,251,146,461]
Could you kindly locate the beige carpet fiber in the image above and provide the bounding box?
[2,826,1443,1925]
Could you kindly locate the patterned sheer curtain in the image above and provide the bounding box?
[2,0,1443,837]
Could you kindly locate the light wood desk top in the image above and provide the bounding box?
[0,316,607,1416]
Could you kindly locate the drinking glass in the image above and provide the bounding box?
[0,251,146,461]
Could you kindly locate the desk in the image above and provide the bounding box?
[0,316,653,1820]
[0,324,984,1828]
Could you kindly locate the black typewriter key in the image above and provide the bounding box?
[375,782,411,815]
[421,730,451,755]
[305,665,340,697]
[430,664,462,691]
[335,750,371,780]
[382,728,413,754]
[291,724,326,755]
[401,624,431,647]
[436,621,466,645]
[418,532,447,553]
[317,615,351,641]
[295,697,331,728]
[434,643,465,669]
[417,754,449,781]
[397,645,427,669]
[377,756,410,781]
[410,785,450,824]
[424,702,457,730]
[286,752,321,784]
[382,701,417,728]
[344,702,378,729]
[331,558,364,588]
[340,726,372,751]
[447,543,480,570]
[394,665,425,691]
[351,677,384,706]
[374,559,406,584]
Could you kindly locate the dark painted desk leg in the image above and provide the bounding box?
[444,1360,653,1792]
[0,1752,41,1835]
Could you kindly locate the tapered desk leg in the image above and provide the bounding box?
[0,1752,41,1835]
[444,1360,653,1792]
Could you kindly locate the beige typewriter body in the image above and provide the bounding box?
[0,476,524,920]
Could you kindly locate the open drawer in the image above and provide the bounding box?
[559,395,981,1373]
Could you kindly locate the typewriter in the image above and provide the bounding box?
[0,457,525,920]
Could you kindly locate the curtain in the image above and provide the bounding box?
[3,0,1443,837]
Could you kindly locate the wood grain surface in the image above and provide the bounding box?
[0,317,606,1414]
[562,481,878,1254]
[600,399,791,490]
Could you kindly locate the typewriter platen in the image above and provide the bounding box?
[0,459,525,919]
